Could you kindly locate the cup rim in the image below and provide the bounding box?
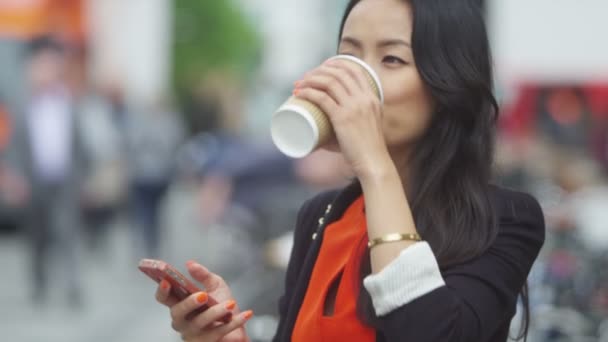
[328,54,384,104]
[271,103,320,158]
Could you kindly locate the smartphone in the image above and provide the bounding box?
[139,258,232,322]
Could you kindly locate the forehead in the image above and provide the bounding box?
[342,0,413,41]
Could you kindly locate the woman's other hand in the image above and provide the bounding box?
[155,261,252,342]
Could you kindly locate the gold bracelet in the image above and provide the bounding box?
[368,233,422,249]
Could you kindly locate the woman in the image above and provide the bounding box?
[154,0,545,341]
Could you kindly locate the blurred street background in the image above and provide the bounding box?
[0,1,607,341]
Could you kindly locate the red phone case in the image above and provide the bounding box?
[139,259,232,322]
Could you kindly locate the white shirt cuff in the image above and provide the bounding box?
[363,241,445,316]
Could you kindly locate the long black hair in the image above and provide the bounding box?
[338,0,530,340]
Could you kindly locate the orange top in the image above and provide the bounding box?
[292,196,375,342]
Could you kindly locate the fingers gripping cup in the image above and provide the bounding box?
[271,55,384,158]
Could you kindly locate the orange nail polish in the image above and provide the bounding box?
[186,260,196,267]
[160,280,170,290]
[293,89,300,96]
[196,292,208,304]
[243,310,254,320]
[225,300,236,310]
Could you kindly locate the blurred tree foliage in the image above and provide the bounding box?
[172,0,261,131]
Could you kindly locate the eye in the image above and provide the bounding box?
[382,56,407,66]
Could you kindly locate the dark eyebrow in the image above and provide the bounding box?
[340,36,411,49]
[378,38,411,48]
[340,36,362,48]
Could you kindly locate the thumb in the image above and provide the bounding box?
[186,260,223,291]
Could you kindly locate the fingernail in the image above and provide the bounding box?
[186,260,196,267]
[160,280,170,290]
[294,81,302,88]
[196,292,208,304]
[242,310,254,320]
[293,89,300,96]
[225,300,236,310]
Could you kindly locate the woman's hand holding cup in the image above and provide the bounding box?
[272,55,390,180]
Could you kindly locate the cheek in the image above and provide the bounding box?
[380,73,434,144]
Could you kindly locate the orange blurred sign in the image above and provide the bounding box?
[0,0,87,43]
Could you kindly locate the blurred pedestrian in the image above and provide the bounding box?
[6,35,88,307]
[125,102,184,259]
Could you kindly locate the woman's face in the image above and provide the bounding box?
[339,0,434,152]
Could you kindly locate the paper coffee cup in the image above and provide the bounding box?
[271,55,384,158]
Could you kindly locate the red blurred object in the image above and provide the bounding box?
[584,83,608,119]
[0,104,12,152]
[501,82,608,137]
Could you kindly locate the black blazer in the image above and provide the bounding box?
[272,182,545,342]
